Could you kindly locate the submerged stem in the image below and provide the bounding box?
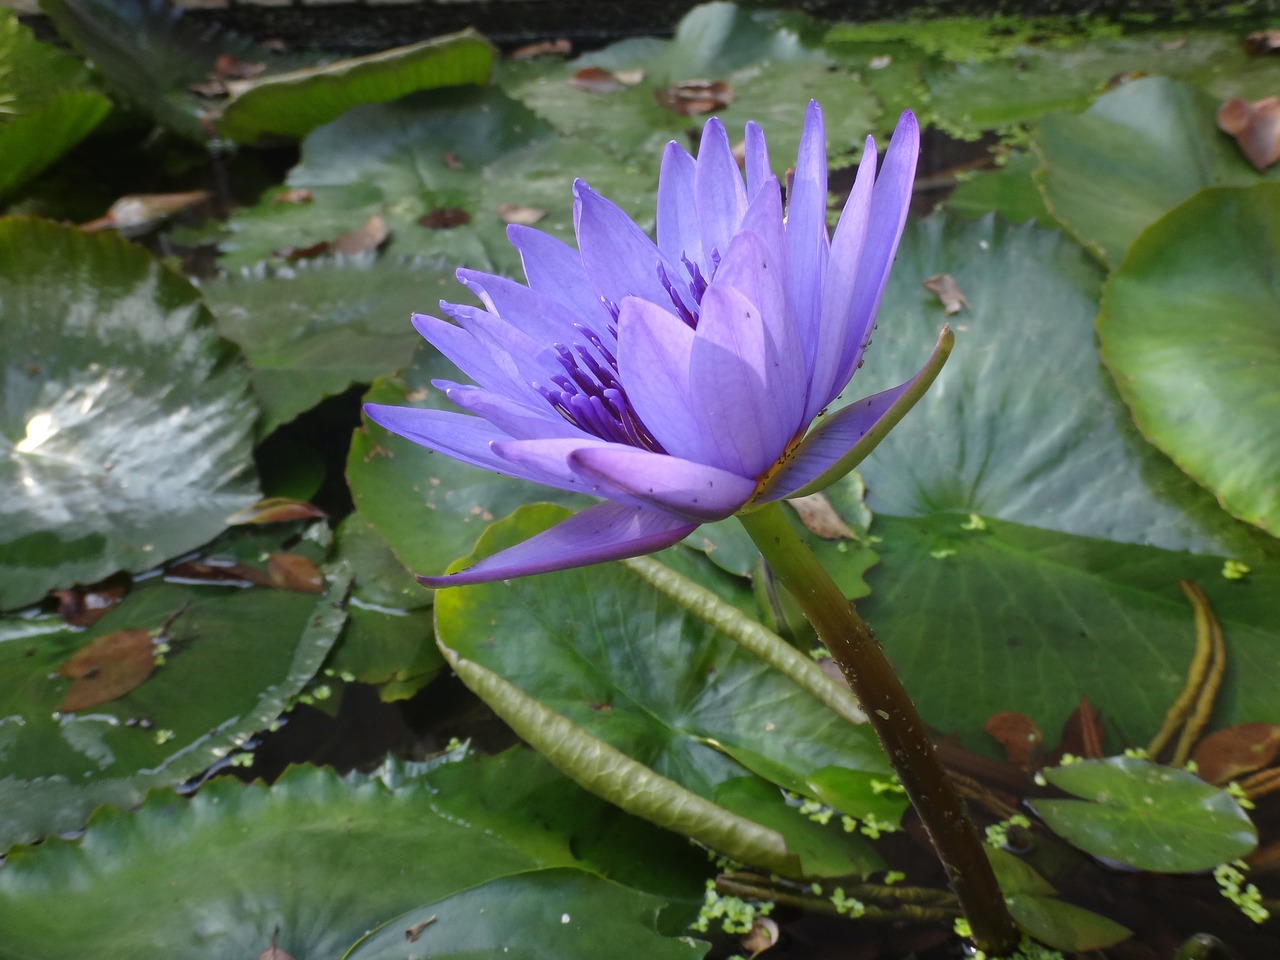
[738,502,1021,956]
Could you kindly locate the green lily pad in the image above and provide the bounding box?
[201,255,454,436]
[0,219,259,611]
[988,848,1131,951]
[0,12,110,200]
[1098,184,1280,538]
[1035,77,1280,268]
[213,85,654,276]
[1034,756,1258,872]
[0,750,704,957]
[859,514,1280,754]
[344,869,706,960]
[0,536,346,849]
[945,151,1055,228]
[323,514,441,701]
[216,30,495,145]
[853,213,1264,558]
[435,505,903,832]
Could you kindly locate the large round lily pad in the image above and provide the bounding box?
[0,219,259,610]
[1098,184,1280,538]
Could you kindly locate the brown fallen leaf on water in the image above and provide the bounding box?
[52,577,128,628]
[166,557,274,588]
[418,207,471,229]
[569,66,628,94]
[1217,97,1280,171]
[1191,722,1280,784]
[984,711,1045,769]
[226,497,329,525]
[497,203,547,226]
[80,191,212,237]
[922,273,969,315]
[654,79,733,116]
[789,492,855,540]
[1243,29,1280,56]
[278,215,388,260]
[1054,694,1105,761]
[59,629,156,712]
[271,188,314,205]
[511,38,571,60]
[404,916,437,942]
[267,553,325,594]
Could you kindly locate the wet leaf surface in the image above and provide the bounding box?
[1192,723,1280,785]
[58,627,159,712]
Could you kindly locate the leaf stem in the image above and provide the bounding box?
[738,502,1021,956]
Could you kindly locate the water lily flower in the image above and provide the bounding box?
[366,101,945,586]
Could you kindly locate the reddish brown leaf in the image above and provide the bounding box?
[418,208,471,230]
[654,79,733,116]
[1192,722,1280,784]
[214,53,266,81]
[271,188,314,206]
[268,554,324,594]
[497,203,547,226]
[1217,97,1280,171]
[332,214,389,255]
[80,191,212,237]
[1243,29,1280,56]
[166,558,274,588]
[1057,695,1105,760]
[510,38,571,60]
[789,492,855,540]
[569,66,626,94]
[52,578,128,628]
[984,712,1044,769]
[442,152,465,170]
[921,273,969,315]
[226,497,328,525]
[59,629,157,712]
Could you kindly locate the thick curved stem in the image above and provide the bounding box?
[738,502,1021,956]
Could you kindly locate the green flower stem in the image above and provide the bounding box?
[738,502,1021,956]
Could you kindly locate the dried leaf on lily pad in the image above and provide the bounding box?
[268,554,325,594]
[58,629,158,712]
[272,188,313,206]
[80,191,212,237]
[278,215,388,260]
[1191,722,1280,784]
[165,557,274,588]
[1216,97,1280,170]
[921,273,969,315]
[226,498,328,525]
[1242,30,1280,56]
[654,79,734,116]
[985,712,1044,769]
[52,578,127,627]
[497,203,547,226]
[569,66,628,94]
[1056,695,1105,760]
[789,493,855,540]
[510,38,571,60]
[418,207,471,229]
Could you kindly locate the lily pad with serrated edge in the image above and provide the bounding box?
[0,219,259,611]
[1098,184,1280,538]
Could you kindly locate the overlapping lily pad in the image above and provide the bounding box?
[0,12,110,200]
[1035,78,1280,268]
[201,255,454,436]
[0,751,706,958]
[1098,184,1280,537]
[0,538,347,849]
[0,219,259,610]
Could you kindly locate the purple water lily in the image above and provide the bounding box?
[366,101,935,586]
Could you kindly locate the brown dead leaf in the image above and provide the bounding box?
[257,930,295,960]
[226,497,329,525]
[1243,29,1280,56]
[214,53,266,81]
[1191,722,1280,784]
[271,188,314,205]
[984,712,1044,769]
[1057,695,1105,760]
[654,79,734,116]
[166,557,274,588]
[80,191,212,237]
[59,629,157,712]
[922,274,970,315]
[569,66,627,94]
[497,203,547,226]
[332,214,389,255]
[510,38,571,60]
[1217,97,1280,171]
[418,207,471,229]
[404,915,437,942]
[741,917,779,958]
[789,493,855,540]
[268,554,324,594]
[52,578,128,628]
[442,152,465,170]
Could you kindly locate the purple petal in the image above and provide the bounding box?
[507,225,615,328]
[826,110,919,404]
[418,501,697,587]
[743,121,772,201]
[490,437,620,498]
[616,297,698,460]
[806,133,878,419]
[657,141,703,267]
[456,269,596,347]
[568,445,755,521]
[784,100,831,383]
[694,117,748,268]
[411,311,526,398]
[442,385,588,441]
[574,181,679,311]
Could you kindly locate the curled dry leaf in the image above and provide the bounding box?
[404,915,437,942]
[418,208,472,229]
[510,38,571,60]
[921,274,969,315]
[271,188,314,205]
[1216,97,1280,171]
[58,629,157,712]
[1243,29,1280,56]
[1056,694,1105,760]
[267,553,325,594]
[52,578,128,628]
[570,66,627,94]
[654,79,734,116]
[1191,722,1280,784]
[276,214,388,260]
[789,492,855,540]
[80,191,212,238]
[166,557,274,588]
[497,203,547,226]
[984,711,1044,769]
[226,497,329,525]
[742,917,779,958]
